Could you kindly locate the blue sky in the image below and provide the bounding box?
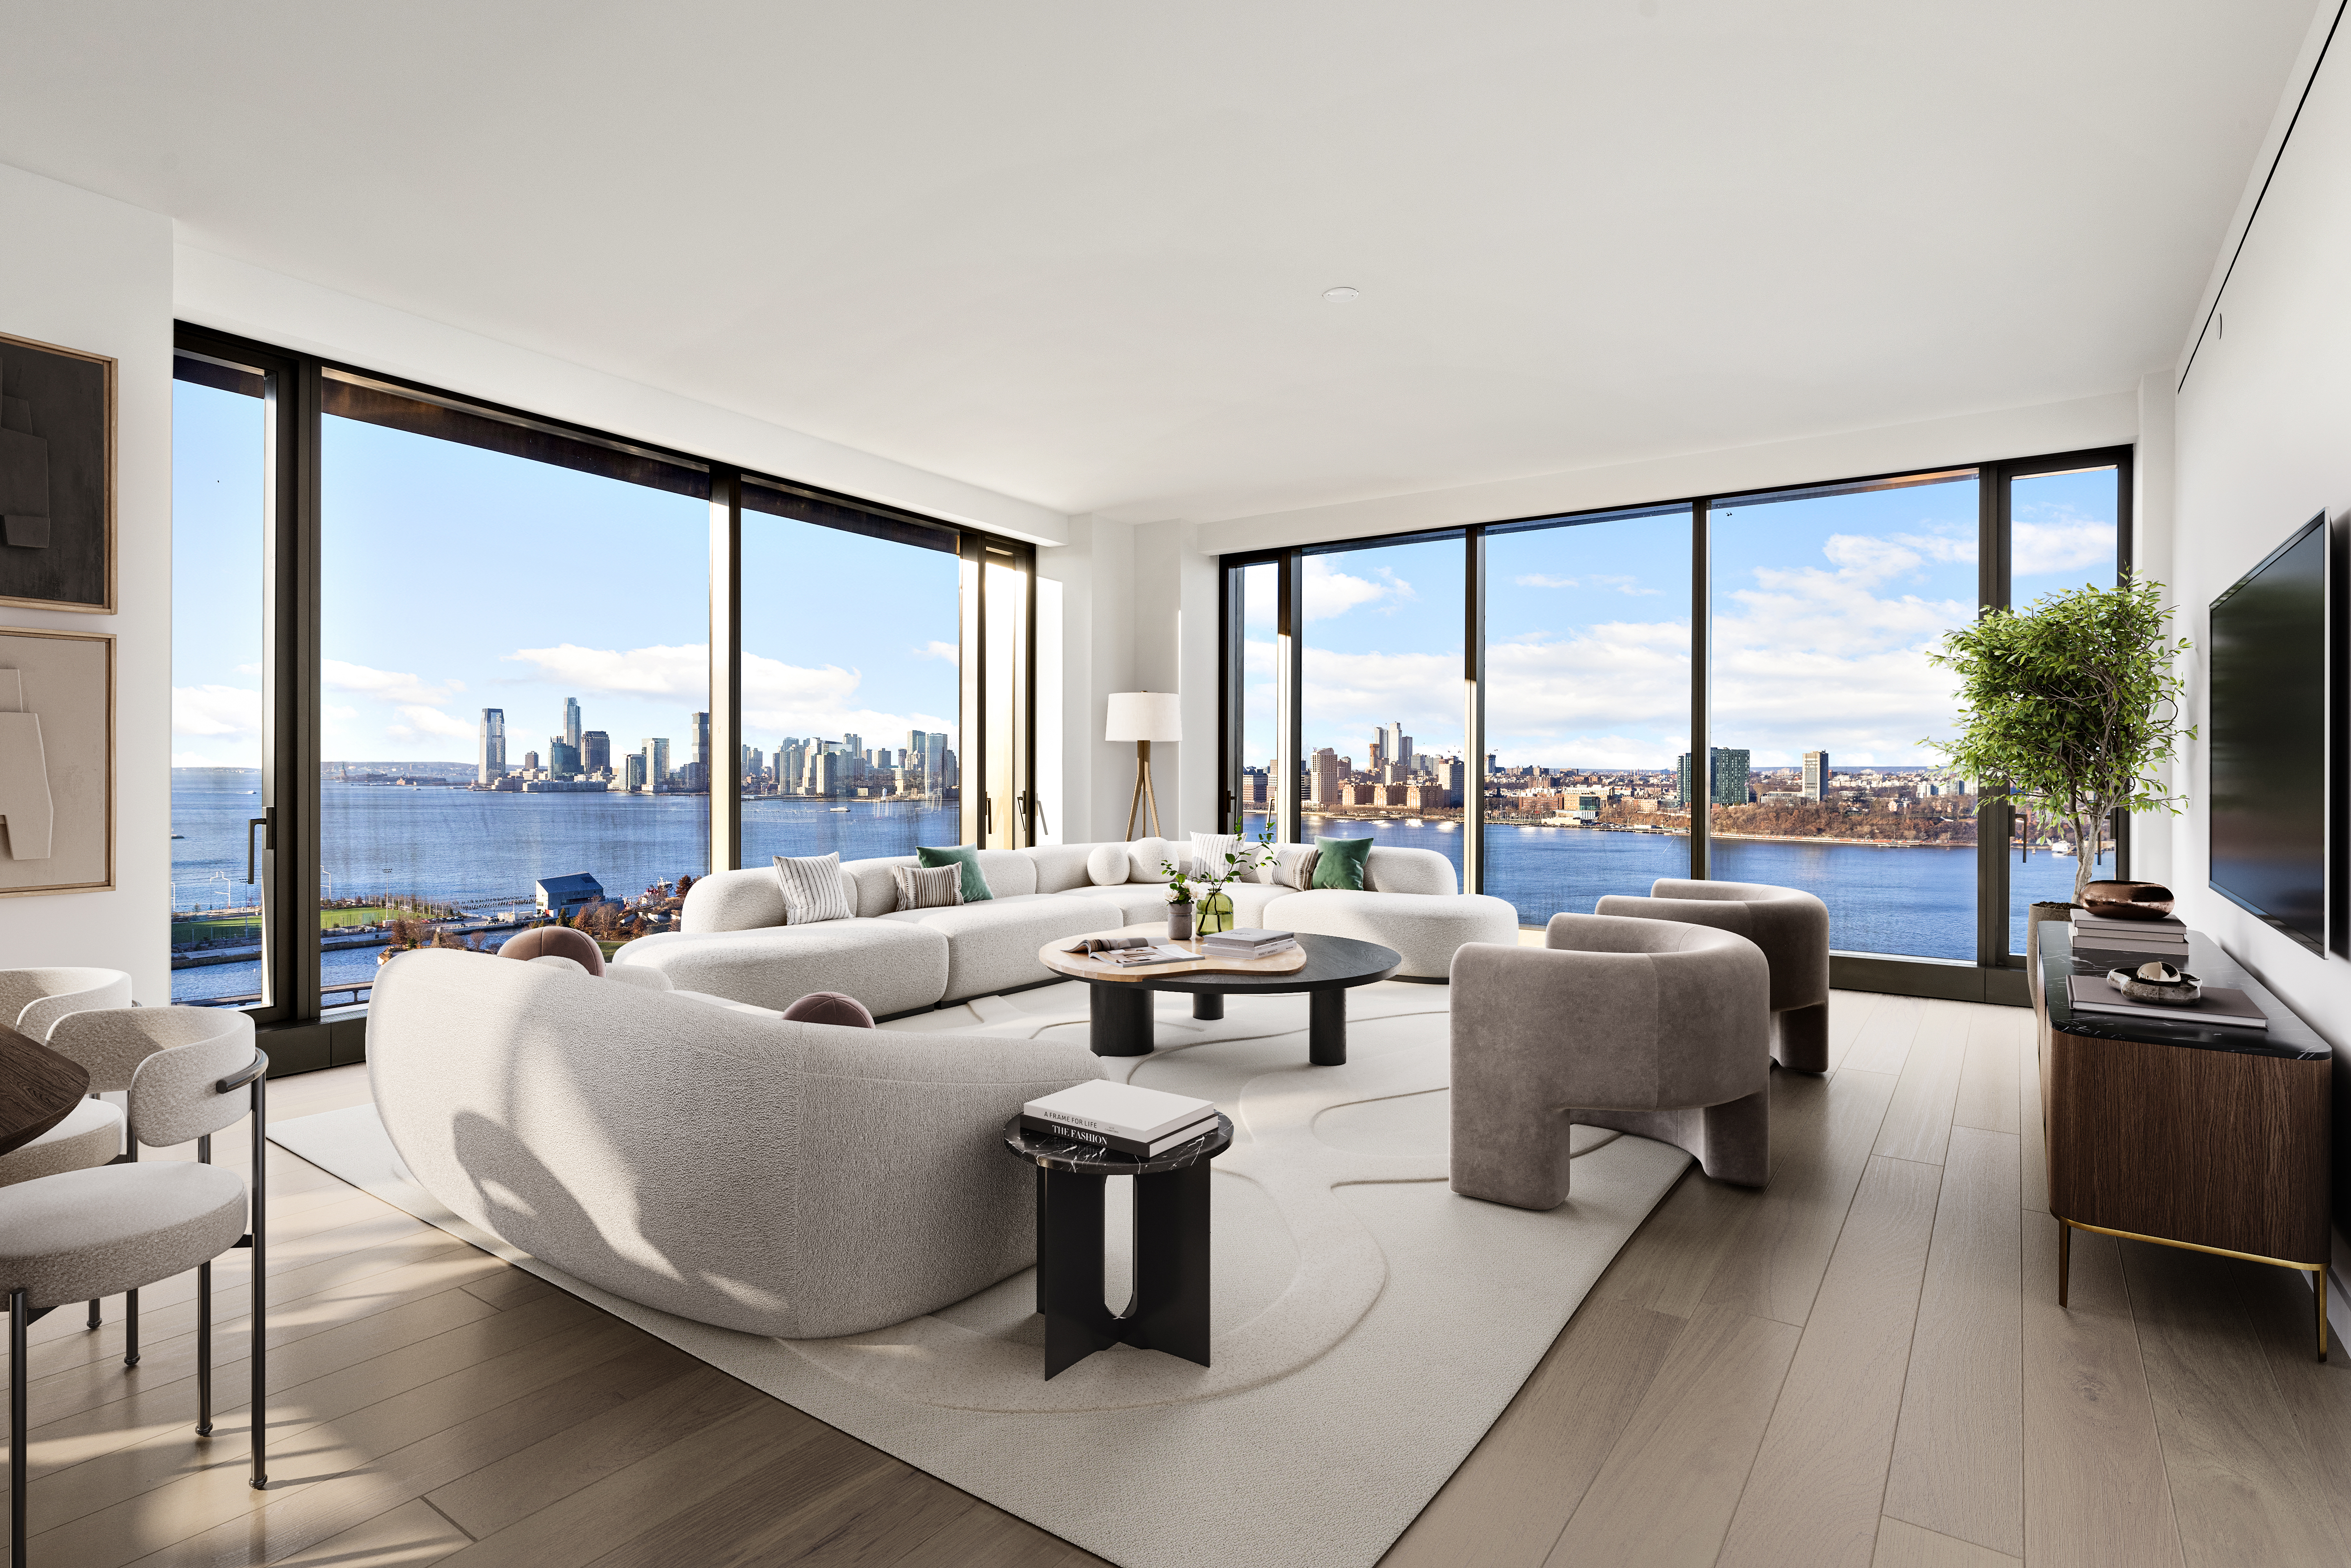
[171,378,960,768]
[1244,468,2119,774]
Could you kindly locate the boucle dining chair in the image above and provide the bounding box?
[0,1014,268,1563]
[0,968,132,1044]
[4,1007,251,1353]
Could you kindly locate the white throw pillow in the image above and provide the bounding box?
[773,852,855,924]
[1085,842,1131,886]
[1125,836,1176,884]
[1265,843,1320,890]
[1190,831,1240,880]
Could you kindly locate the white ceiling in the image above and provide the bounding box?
[0,1,2320,524]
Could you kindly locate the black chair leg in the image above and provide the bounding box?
[195,1262,212,1437]
[12,1288,28,1568]
[83,1300,97,1332]
[250,1071,266,1491]
[121,1288,137,1368]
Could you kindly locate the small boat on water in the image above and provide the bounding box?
[828,806,851,812]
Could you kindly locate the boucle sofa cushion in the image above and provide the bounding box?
[680,868,788,933]
[1028,843,1097,893]
[1265,889,1520,979]
[1085,843,1130,886]
[1050,882,1179,926]
[612,919,951,1017]
[844,856,920,918]
[881,895,1125,1001]
[975,849,1039,897]
[1364,844,1459,896]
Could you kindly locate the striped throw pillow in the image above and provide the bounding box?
[773,853,854,924]
[1265,843,1320,890]
[891,863,965,912]
[1190,831,1240,880]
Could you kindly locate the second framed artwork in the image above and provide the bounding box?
[0,624,114,897]
[0,328,117,615]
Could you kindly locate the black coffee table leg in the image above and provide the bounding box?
[1125,1160,1211,1367]
[1036,1167,1118,1379]
[1089,983,1155,1056]
[1191,992,1224,1022]
[1309,986,1348,1066]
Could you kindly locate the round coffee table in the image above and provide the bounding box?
[1039,928,1400,1065]
[1004,1112,1234,1379]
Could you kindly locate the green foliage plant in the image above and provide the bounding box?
[1924,577,2192,907]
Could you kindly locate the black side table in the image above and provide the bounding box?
[1002,1112,1233,1379]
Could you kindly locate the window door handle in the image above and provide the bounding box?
[245,810,274,885]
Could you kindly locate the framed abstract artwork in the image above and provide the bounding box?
[0,625,114,897]
[0,329,116,615]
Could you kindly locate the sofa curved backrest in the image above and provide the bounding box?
[367,948,1103,1339]
[1363,845,1458,896]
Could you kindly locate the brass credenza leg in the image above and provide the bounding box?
[2057,1219,2070,1308]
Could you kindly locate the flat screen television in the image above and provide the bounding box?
[2208,512,2330,953]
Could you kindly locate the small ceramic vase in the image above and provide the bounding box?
[1167,898,1194,941]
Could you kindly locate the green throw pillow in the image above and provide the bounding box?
[917,844,992,902]
[1310,835,1373,891]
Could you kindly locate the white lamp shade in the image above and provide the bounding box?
[1105,691,1182,743]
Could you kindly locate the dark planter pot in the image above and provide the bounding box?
[1168,899,1194,941]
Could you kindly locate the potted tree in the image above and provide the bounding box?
[1925,577,2192,970]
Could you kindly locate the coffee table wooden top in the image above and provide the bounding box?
[1040,926,1310,984]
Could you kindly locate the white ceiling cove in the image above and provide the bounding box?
[0,1,2321,523]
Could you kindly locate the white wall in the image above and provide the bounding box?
[0,163,174,1000]
[2162,18,2351,1282]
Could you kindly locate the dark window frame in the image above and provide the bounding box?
[171,322,1016,1067]
[1217,444,2134,1005]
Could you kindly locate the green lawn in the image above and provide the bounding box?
[172,905,438,946]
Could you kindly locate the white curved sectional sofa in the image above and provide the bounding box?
[610,836,1519,1016]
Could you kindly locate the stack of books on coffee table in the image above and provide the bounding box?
[1021,1080,1221,1158]
[1199,928,1297,961]
[2069,909,2190,960]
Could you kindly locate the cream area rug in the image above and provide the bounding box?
[269,980,1689,1568]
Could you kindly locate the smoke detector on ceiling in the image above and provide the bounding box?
[1323,286,1360,302]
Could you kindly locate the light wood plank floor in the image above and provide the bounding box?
[13,992,2345,1566]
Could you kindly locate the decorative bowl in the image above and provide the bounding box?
[2107,963,2201,1005]
[2080,880,2176,921]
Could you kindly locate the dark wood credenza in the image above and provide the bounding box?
[2035,922,2333,1360]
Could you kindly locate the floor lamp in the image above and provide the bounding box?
[1106,692,1181,841]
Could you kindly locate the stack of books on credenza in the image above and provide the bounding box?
[1199,928,1297,961]
[2067,908,2190,961]
[1021,1079,1221,1158]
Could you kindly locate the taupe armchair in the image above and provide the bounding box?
[0,1011,268,1561]
[1449,913,1771,1211]
[1596,878,1831,1072]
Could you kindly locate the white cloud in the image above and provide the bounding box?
[322,659,457,706]
[234,662,264,676]
[324,703,357,721]
[391,705,474,739]
[1304,555,1412,620]
[174,684,262,739]
[914,640,959,662]
[2013,512,2116,578]
[1514,572,1658,596]
[504,643,708,696]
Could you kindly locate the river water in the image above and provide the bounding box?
[170,773,2093,1002]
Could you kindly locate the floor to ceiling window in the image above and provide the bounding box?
[169,325,1023,1035]
[1221,447,2130,998]
[1231,559,1285,843]
[2002,458,2126,953]
[319,379,710,1001]
[169,352,273,1007]
[1708,471,1983,961]
[1482,504,1693,924]
[1298,534,1468,881]
[740,484,960,866]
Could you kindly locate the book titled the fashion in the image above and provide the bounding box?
[1018,1112,1221,1158]
[1022,1079,1217,1143]
[2064,976,2268,1028]
[2070,911,2188,935]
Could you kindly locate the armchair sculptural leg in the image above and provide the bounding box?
[1773,1002,1830,1075]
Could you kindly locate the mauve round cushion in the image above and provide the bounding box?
[498,926,606,975]
[780,991,876,1028]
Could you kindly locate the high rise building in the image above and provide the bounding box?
[1380,721,1414,772]
[1369,732,1386,773]
[921,731,947,795]
[582,731,610,775]
[548,739,581,778]
[622,752,647,791]
[693,711,711,773]
[1676,748,1753,809]
[477,708,507,784]
[563,697,582,750]
[521,749,540,773]
[1802,749,1829,801]
[1310,748,1341,805]
[644,737,670,790]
